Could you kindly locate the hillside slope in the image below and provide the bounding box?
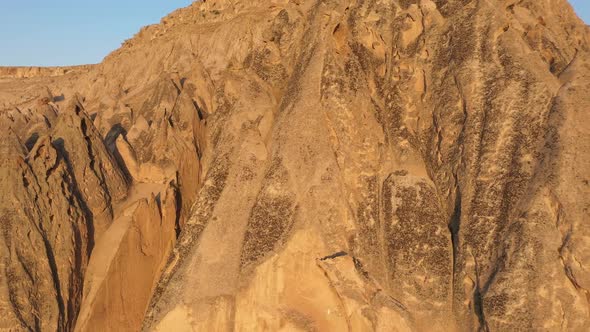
[1,0,589,331]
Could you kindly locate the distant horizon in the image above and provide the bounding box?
[0,0,587,67]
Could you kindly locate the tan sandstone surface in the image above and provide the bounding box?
[0,0,589,331]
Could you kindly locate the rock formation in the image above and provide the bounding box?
[0,0,589,331]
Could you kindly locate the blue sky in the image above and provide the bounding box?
[0,0,588,67]
[0,1,192,66]
[571,0,590,23]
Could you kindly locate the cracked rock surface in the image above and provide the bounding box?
[1,0,589,331]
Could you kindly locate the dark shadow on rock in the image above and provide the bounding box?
[53,94,65,102]
[320,251,348,261]
[25,133,39,151]
[104,124,133,182]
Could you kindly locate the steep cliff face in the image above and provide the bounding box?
[0,0,589,331]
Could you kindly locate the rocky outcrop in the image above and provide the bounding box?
[0,131,91,331]
[75,183,178,332]
[0,27,207,331]
[143,0,590,330]
[52,100,129,239]
[0,0,589,331]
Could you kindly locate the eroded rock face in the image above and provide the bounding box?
[382,173,453,329]
[0,132,90,331]
[52,100,129,238]
[75,184,178,332]
[0,0,589,331]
